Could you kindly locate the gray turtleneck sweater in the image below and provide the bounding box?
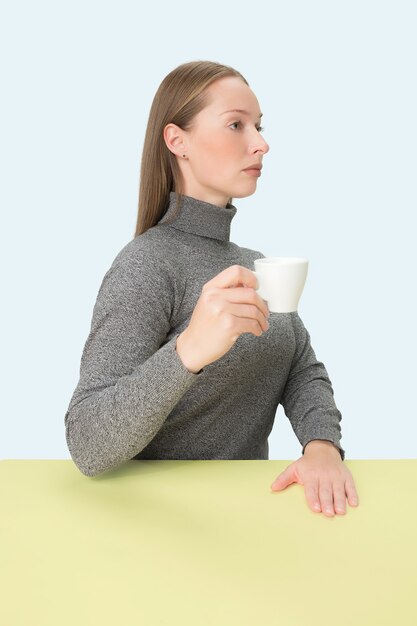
[65,192,345,477]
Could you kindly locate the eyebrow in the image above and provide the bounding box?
[220,109,263,118]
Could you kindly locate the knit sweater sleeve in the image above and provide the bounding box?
[64,246,200,477]
[280,312,346,460]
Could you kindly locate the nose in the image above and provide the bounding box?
[250,133,269,156]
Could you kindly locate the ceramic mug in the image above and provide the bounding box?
[252,257,309,313]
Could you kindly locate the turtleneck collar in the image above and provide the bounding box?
[157,191,238,242]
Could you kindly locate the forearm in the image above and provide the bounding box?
[65,335,199,477]
[282,312,345,461]
[283,374,345,459]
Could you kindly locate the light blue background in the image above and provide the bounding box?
[1,0,415,460]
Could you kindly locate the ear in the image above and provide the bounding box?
[164,123,187,158]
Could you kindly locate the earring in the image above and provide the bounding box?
[182,154,187,158]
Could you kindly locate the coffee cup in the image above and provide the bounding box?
[252,257,309,313]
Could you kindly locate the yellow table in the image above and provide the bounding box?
[1,459,416,626]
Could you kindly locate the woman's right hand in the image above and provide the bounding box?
[175,265,270,373]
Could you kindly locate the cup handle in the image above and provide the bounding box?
[252,270,269,302]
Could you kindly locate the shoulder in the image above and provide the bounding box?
[111,227,162,264]
[103,226,184,288]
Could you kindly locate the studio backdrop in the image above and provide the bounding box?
[1,0,415,460]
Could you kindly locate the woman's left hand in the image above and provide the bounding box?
[270,439,359,516]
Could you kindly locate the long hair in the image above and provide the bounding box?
[133,60,248,238]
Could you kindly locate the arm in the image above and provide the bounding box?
[280,312,345,461]
[64,247,201,477]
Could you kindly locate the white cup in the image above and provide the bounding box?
[252,257,309,313]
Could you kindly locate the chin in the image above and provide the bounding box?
[231,185,258,200]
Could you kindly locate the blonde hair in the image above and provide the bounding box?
[133,60,248,238]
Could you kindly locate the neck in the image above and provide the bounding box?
[181,188,231,209]
[157,192,238,242]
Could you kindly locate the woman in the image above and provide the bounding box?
[65,60,359,517]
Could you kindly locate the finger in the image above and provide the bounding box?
[223,303,269,332]
[319,481,335,517]
[345,477,359,507]
[333,482,347,515]
[271,464,296,491]
[205,265,258,291]
[304,480,321,513]
[223,286,270,319]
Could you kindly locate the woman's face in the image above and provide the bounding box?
[165,76,270,207]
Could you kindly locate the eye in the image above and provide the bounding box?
[229,121,265,133]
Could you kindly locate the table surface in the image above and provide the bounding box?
[1,459,416,626]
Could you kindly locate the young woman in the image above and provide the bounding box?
[65,60,359,517]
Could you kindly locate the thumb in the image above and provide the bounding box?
[271,464,297,491]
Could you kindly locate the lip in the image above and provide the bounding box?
[243,164,263,171]
[243,168,262,177]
